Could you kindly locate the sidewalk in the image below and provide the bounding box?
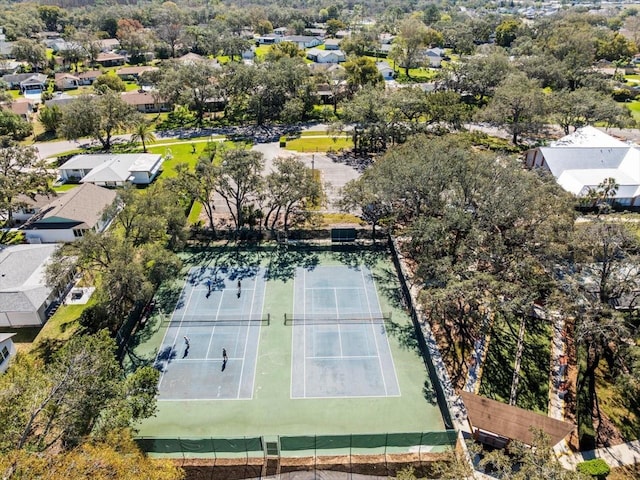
[559,440,640,470]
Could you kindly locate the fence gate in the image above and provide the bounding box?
[263,436,280,477]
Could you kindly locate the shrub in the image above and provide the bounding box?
[576,459,610,479]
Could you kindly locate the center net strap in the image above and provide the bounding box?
[284,312,391,325]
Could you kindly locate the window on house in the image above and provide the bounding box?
[0,346,10,365]
[73,229,85,238]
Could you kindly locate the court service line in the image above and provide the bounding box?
[156,276,198,389]
[249,269,268,400]
[295,393,402,400]
[361,268,388,396]
[334,288,344,357]
[304,355,380,360]
[369,269,402,395]
[237,272,259,399]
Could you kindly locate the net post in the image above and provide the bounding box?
[283,313,287,326]
[266,313,270,326]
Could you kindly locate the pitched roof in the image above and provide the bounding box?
[459,391,575,446]
[77,70,102,79]
[0,244,58,313]
[27,183,116,229]
[121,90,162,106]
[550,125,628,148]
[95,52,125,62]
[59,153,163,183]
[116,66,158,76]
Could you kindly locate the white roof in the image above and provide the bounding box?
[536,127,640,198]
[550,126,629,148]
[60,154,162,183]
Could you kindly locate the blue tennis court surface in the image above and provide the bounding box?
[291,265,401,398]
[154,266,267,400]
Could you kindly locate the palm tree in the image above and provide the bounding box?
[130,121,156,153]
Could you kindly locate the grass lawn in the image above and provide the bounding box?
[188,201,203,224]
[479,316,518,404]
[53,184,80,193]
[0,327,41,353]
[8,90,21,99]
[34,299,96,348]
[318,212,365,226]
[396,67,438,83]
[147,141,209,177]
[623,100,640,122]
[285,136,352,152]
[595,360,640,442]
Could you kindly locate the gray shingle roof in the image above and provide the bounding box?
[0,244,58,312]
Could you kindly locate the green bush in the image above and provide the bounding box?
[577,345,596,450]
[576,459,610,479]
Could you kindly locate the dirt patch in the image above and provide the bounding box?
[175,453,451,480]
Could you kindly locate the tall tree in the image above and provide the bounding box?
[11,39,46,72]
[130,120,156,153]
[551,88,633,134]
[263,156,322,232]
[389,17,431,77]
[215,149,264,233]
[0,144,53,228]
[477,72,547,145]
[60,91,138,151]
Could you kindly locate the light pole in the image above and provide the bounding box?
[311,154,315,173]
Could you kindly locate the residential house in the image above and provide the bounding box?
[99,38,120,52]
[273,27,288,37]
[54,72,80,90]
[0,333,16,373]
[175,52,220,69]
[324,38,342,50]
[44,92,76,108]
[335,30,350,39]
[94,52,126,67]
[12,193,57,223]
[115,65,158,80]
[7,98,35,121]
[306,48,345,63]
[77,70,102,85]
[306,28,327,38]
[283,35,323,49]
[121,90,171,113]
[58,153,164,187]
[308,62,345,76]
[0,244,71,327]
[2,73,47,90]
[423,48,444,68]
[525,126,640,207]
[0,60,21,75]
[242,46,256,61]
[256,34,281,45]
[379,33,395,45]
[49,39,82,54]
[376,61,396,80]
[19,74,47,103]
[0,41,14,58]
[21,183,118,243]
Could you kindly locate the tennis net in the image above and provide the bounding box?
[165,313,270,326]
[283,312,391,326]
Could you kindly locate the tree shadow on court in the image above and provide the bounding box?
[265,246,320,281]
[333,246,386,270]
[385,319,421,354]
[422,378,439,406]
[153,345,176,372]
[374,266,406,310]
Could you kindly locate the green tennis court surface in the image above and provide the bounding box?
[129,246,448,455]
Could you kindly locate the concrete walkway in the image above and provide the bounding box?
[559,440,640,470]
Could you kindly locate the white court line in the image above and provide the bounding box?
[369,268,401,396]
[294,393,402,400]
[362,267,388,396]
[204,292,224,358]
[334,288,343,356]
[156,275,197,390]
[172,357,244,362]
[290,269,297,399]
[304,355,380,360]
[303,267,307,398]
[237,272,259,399]
[249,270,267,400]
[306,287,362,290]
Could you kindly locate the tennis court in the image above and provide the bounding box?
[133,246,448,456]
[153,266,267,400]
[290,266,400,398]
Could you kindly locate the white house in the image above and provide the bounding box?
[283,35,323,49]
[324,39,342,50]
[21,183,117,244]
[12,193,57,223]
[376,61,396,80]
[0,244,68,327]
[306,48,346,63]
[58,153,164,186]
[525,126,640,207]
[423,48,444,68]
[0,333,16,373]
